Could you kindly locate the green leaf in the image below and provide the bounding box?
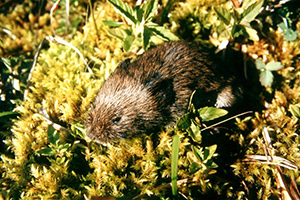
[160,0,176,23]
[245,27,259,41]
[48,125,59,145]
[142,0,158,21]
[290,104,300,119]
[143,26,151,50]
[240,0,264,23]
[192,145,203,162]
[278,22,288,31]
[278,22,299,41]
[171,134,180,196]
[190,121,201,142]
[37,147,55,156]
[255,59,265,70]
[56,157,66,165]
[190,162,202,174]
[70,123,86,139]
[232,9,240,22]
[232,24,248,39]
[176,113,191,130]
[259,70,273,87]
[132,37,144,52]
[265,61,283,71]
[60,143,71,150]
[123,35,135,52]
[205,159,218,169]
[102,20,124,27]
[214,7,232,25]
[188,90,197,113]
[284,29,299,41]
[147,25,179,41]
[1,57,11,69]
[108,28,129,40]
[198,107,228,122]
[135,6,144,23]
[203,144,217,161]
[107,0,137,25]
[218,28,231,41]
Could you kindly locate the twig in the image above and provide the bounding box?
[24,35,93,100]
[231,0,242,8]
[245,127,300,199]
[50,0,62,34]
[24,38,46,101]
[88,0,100,42]
[274,167,293,200]
[45,35,93,74]
[200,111,253,132]
[36,107,70,133]
[262,127,274,161]
[0,26,17,40]
[65,0,70,35]
[244,155,298,170]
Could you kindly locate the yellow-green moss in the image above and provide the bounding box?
[1,1,126,198]
[2,0,300,199]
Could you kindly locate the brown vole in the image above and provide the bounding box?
[86,41,245,144]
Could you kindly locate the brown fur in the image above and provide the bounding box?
[86,41,243,144]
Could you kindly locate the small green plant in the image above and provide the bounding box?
[278,21,299,41]
[103,0,179,53]
[33,124,89,198]
[255,59,283,87]
[170,92,226,196]
[213,0,264,49]
[276,6,299,41]
[37,124,85,159]
[0,56,31,110]
[37,125,65,156]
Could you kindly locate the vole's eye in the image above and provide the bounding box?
[112,116,121,124]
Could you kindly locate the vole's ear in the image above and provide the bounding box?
[149,77,176,107]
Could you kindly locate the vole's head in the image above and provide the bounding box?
[85,83,163,145]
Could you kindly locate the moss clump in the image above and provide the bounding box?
[169,0,227,42]
[1,1,125,198]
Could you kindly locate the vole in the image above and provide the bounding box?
[86,41,245,144]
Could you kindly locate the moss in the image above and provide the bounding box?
[1,0,300,199]
[1,1,125,198]
[169,0,227,42]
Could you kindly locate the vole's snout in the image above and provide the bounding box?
[86,126,110,145]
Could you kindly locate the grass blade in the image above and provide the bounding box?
[0,111,18,118]
[171,134,180,196]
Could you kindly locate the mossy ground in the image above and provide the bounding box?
[1,0,300,199]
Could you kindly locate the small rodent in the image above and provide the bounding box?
[86,41,245,144]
